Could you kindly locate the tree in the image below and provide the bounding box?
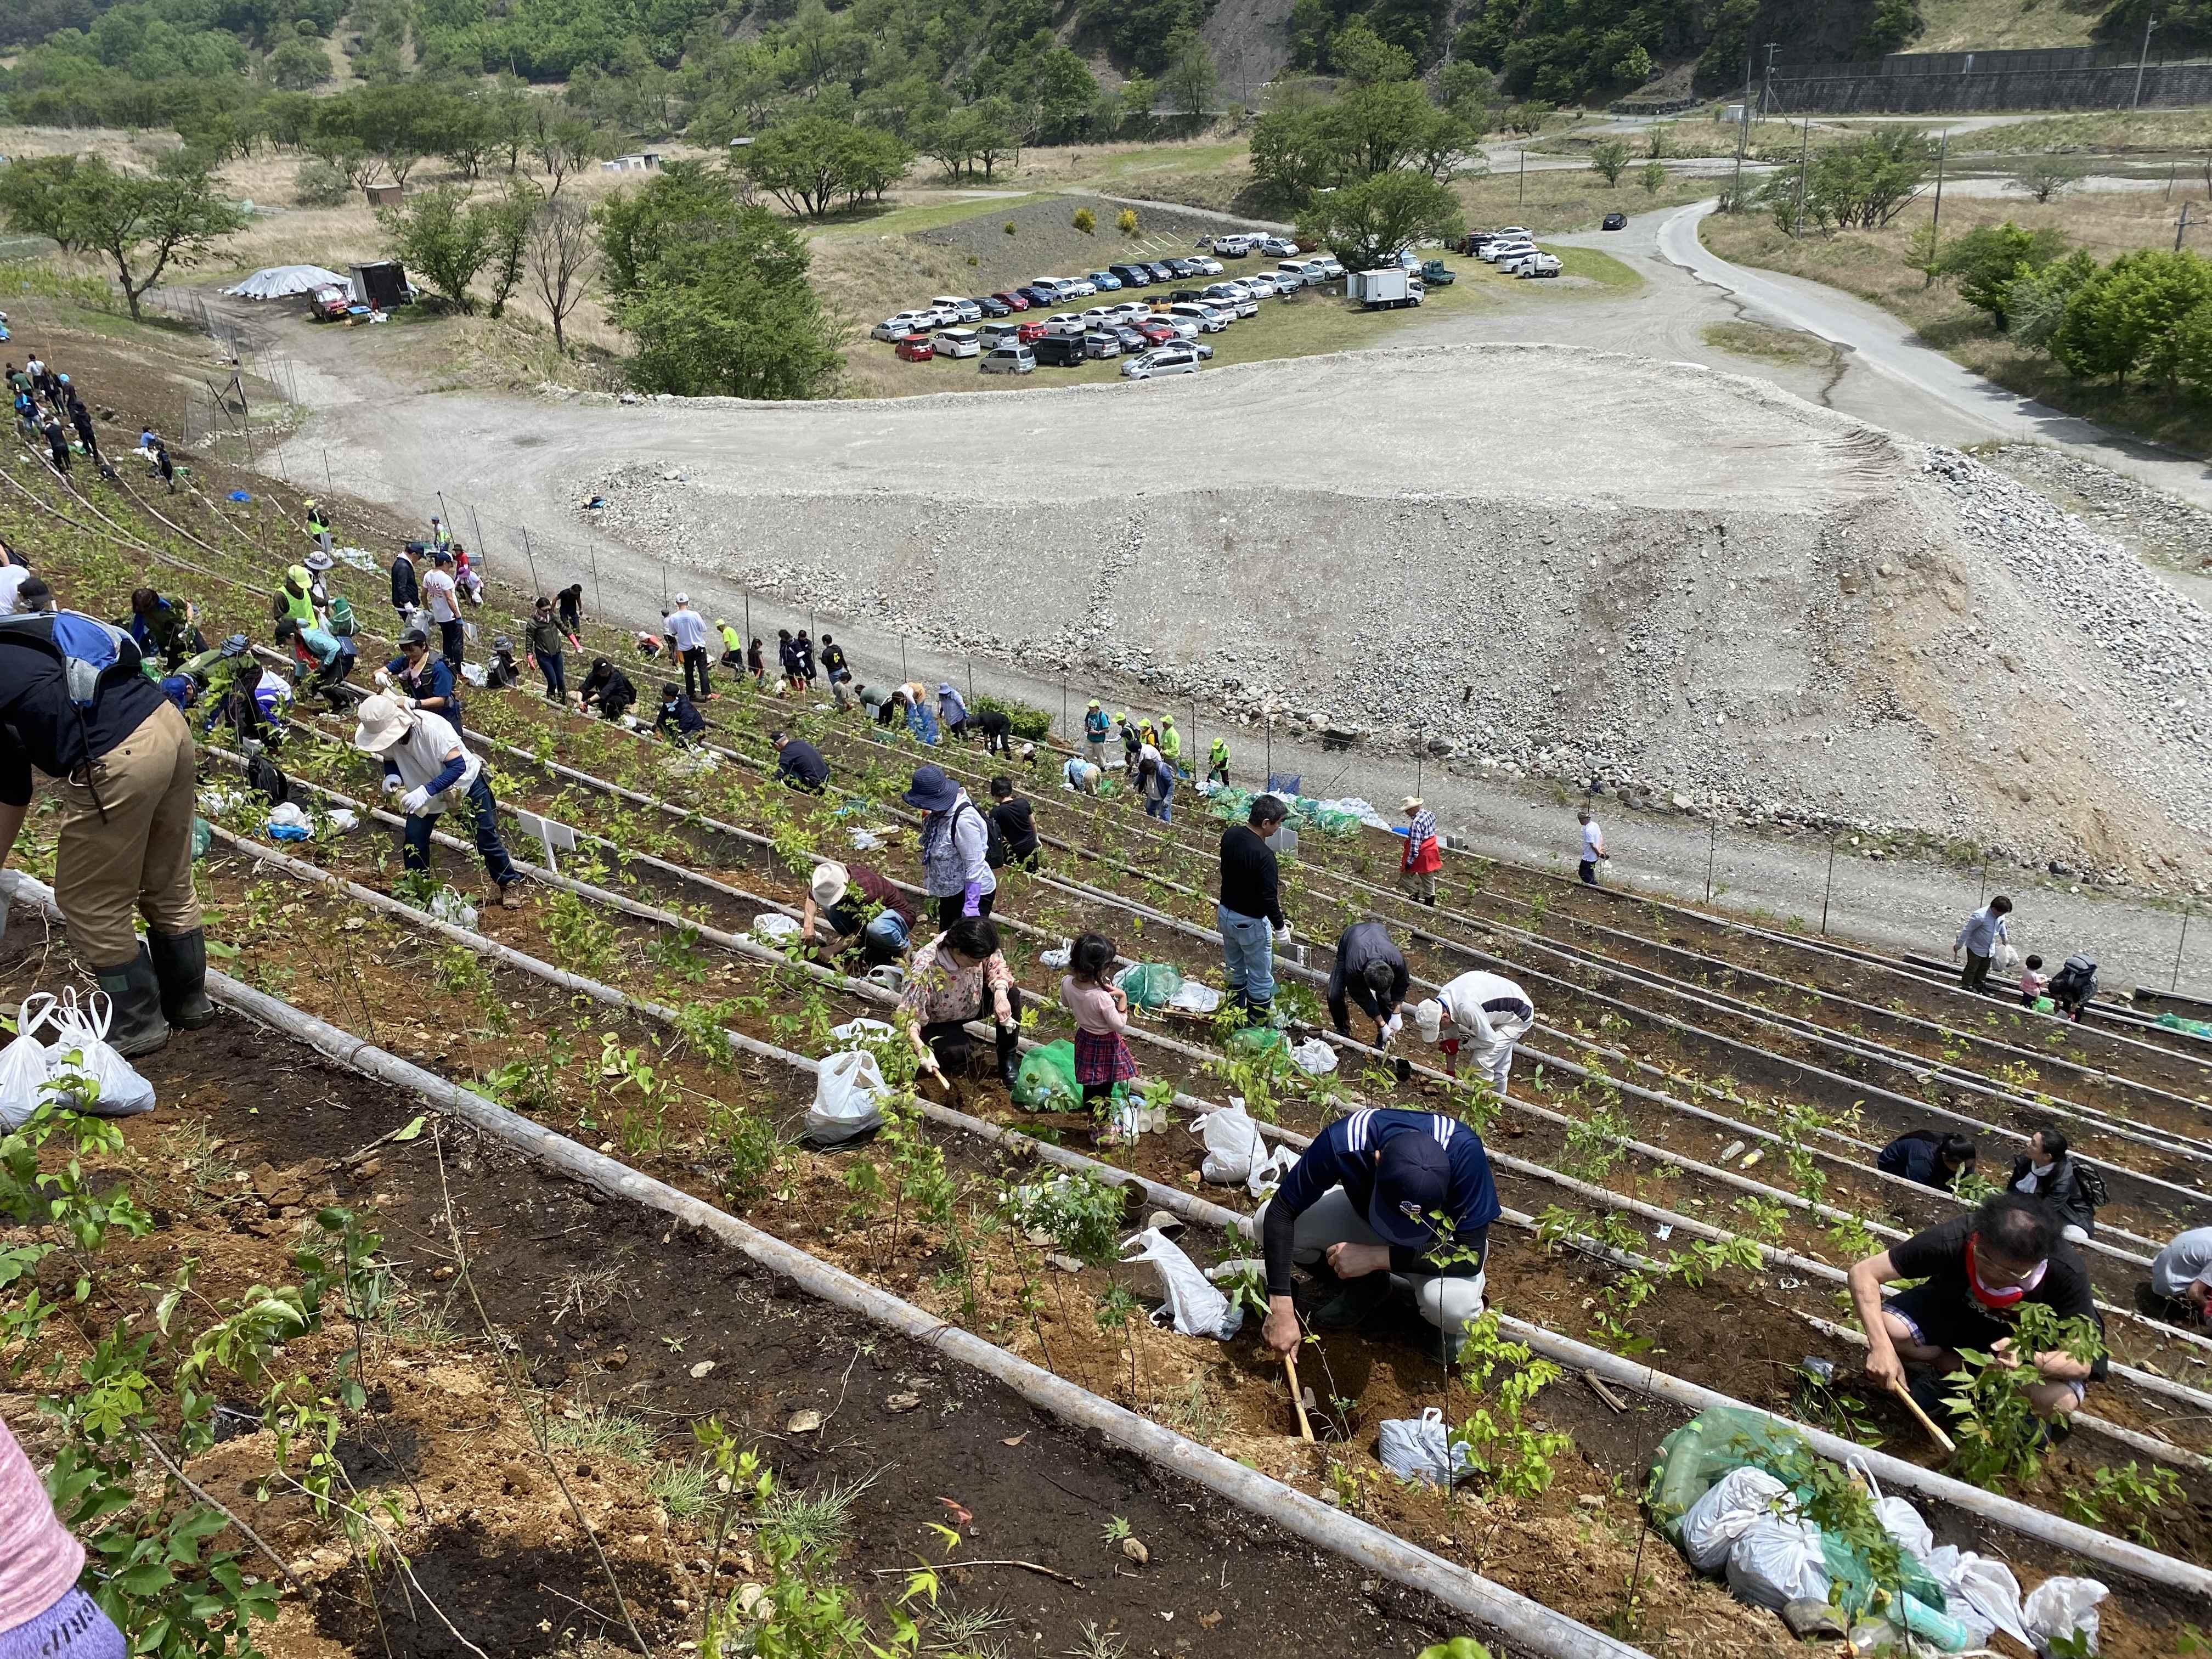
[0,155,87,255]
[524,196,597,354]
[2051,250,2212,388]
[267,37,330,89]
[377,186,495,313]
[743,115,910,216]
[2005,250,2098,349]
[1033,47,1098,144]
[1590,139,1632,187]
[1332,19,1415,84]
[64,156,247,322]
[1805,127,1935,229]
[478,180,540,319]
[1936,222,2069,328]
[1294,168,1464,272]
[2011,156,2085,205]
[1613,43,1654,86]
[532,111,605,200]
[1639,158,1667,195]
[1161,28,1218,120]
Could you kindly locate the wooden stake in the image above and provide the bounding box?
[1284,1352,1314,1442]
[1887,1379,1956,1454]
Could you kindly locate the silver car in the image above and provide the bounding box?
[980,345,1035,375]
[1122,346,1201,379]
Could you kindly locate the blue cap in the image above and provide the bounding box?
[1370,1134,1450,1251]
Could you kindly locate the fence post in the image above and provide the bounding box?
[1062,676,1070,740]
[323,447,334,496]
[1820,837,1837,935]
[900,636,910,685]
[967,656,975,706]
[520,527,542,600]
[743,593,752,651]
[1977,857,1988,906]
[1265,719,1273,788]
[2177,904,2192,992]
[1705,818,1716,905]
[467,505,488,580]
[590,540,604,619]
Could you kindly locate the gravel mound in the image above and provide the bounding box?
[577,343,2212,883]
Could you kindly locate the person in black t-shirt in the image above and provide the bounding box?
[1847,1193,2102,1421]
[986,775,1038,870]
[1218,793,1289,1022]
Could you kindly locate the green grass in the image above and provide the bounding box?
[805,191,1054,241]
[1066,141,1249,182]
[1915,0,2100,53]
[1552,246,1641,289]
[1953,110,2212,155]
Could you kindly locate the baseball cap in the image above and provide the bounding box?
[1371,1134,1450,1251]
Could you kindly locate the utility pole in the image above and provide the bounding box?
[1762,42,1779,119]
[1729,43,1754,210]
[1929,129,1949,272]
[1792,112,1810,235]
[1517,143,1526,208]
[2134,14,2157,111]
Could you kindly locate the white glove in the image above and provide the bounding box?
[1274,923,1292,944]
[381,775,401,795]
[400,786,431,815]
[373,669,392,688]
[1383,1012,1403,1041]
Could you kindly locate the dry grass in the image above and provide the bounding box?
[1701,184,2212,455]
[1455,166,1716,235]
[1701,320,1842,368]
[1956,110,2212,155]
[1915,0,2103,52]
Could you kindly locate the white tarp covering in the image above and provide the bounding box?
[222,264,351,300]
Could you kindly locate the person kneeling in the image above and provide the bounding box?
[1848,1193,2103,1424]
[899,916,1022,1090]
[1255,1107,1499,1364]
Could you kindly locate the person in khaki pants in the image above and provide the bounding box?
[0,610,212,1056]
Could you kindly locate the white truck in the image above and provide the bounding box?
[1348,267,1423,309]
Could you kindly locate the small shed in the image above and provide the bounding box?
[364,183,403,208]
[349,260,411,310]
[603,152,663,173]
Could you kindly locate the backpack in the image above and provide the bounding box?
[973,800,1008,870]
[0,612,141,710]
[326,595,357,639]
[2049,953,2097,1002]
[2073,1160,2108,1210]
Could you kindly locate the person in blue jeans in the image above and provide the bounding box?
[352,693,523,909]
[1217,793,1289,1023]
[1140,755,1174,822]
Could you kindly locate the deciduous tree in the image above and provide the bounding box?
[1294,167,1464,272]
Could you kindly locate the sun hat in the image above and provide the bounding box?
[304,550,334,572]
[353,693,414,754]
[938,682,956,696]
[901,765,960,812]
[1370,1133,1451,1251]
[1414,998,1445,1045]
[1402,795,1424,812]
[812,861,850,907]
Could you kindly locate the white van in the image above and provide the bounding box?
[935,327,982,358]
[930,295,983,323]
[1277,258,1327,285]
[1166,302,1228,333]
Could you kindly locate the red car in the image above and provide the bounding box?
[1132,319,1179,347]
[993,290,1031,312]
[895,333,935,362]
[1014,319,1048,344]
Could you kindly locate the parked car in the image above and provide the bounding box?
[1132,319,1182,347]
[1419,259,1456,286]
[979,321,1023,347]
[1145,261,1175,281]
[980,345,1035,375]
[872,310,936,341]
[1080,306,1120,328]
[1109,263,1152,286]
[932,295,984,323]
[1160,257,1196,278]
[1122,346,1201,379]
[1482,240,1536,264]
[1110,300,1151,321]
[1601,212,1628,232]
[1190,255,1223,275]
[973,294,1012,318]
[1111,324,1149,352]
[1087,270,1124,290]
[1203,282,1259,317]
[1083,330,1122,359]
[992,290,1031,312]
[1043,311,1088,334]
[1210,234,1252,257]
[1032,333,1088,367]
[1027,277,1073,301]
[1167,302,1228,333]
[935,327,982,358]
[1260,236,1299,257]
[1015,319,1049,343]
[1243,273,1280,297]
[1270,269,1305,293]
[1312,255,1344,279]
[894,333,935,362]
[1515,253,1563,278]
[1018,284,1058,306]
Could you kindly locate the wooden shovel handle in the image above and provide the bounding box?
[1284,1352,1315,1442]
[1888,1378,1956,1454]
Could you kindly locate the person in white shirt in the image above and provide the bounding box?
[1577,810,1607,885]
[666,594,713,702]
[352,694,522,907]
[422,552,463,673]
[1413,969,1536,1092]
[2149,1226,2212,1325]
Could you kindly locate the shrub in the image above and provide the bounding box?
[972,692,1052,740]
[1117,207,1138,234]
[294,158,352,208]
[1073,207,1097,234]
[1004,220,1017,234]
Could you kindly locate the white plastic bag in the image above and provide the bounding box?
[753,912,802,943]
[44,990,155,1119]
[1377,1408,1471,1488]
[1923,1547,2028,1649]
[1724,1515,1830,1612]
[1196,1098,1262,1185]
[1872,1494,1933,1566]
[1168,979,1221,1014]
[864,964,906,995]
[427,886,478,929]
[2024,1577,2107,1656]
[328,808,359,831]
[804,1048,887,1146]
[0,994,55,1131]
[1288,1036,1339,1075]
[1245,1141,1298,1199]
[1120,1227,1242,1339]
[1678,1466,1791,1574]
[1038,939,1073,970]
[828,1018,893,1049]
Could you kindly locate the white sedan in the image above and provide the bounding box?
[871,310,938,341]
[934,328,982,358]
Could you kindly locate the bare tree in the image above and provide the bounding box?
[531,108,604,200]
[525,197,596,354]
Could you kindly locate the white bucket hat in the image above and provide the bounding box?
[811,861,850,907]
[353,693,414,754]
[1414,998,1445,1045]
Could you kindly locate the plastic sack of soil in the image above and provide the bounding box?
[427,887,478,930]
[1011,1040,1080,1111]
[1922,1548,2028,1649]
[1677,1466,1791,1573]
[1724,1515,1829,1612]
[1377,1408,1471,1488]
[1115,963,1183,1011]
[1121,1227,1241,1340]
[44,989,156,1119]
[752,913,802,944]
[803,1048,888,1148]
[1039,939,1074,970]
[1168,980,1221,1014]
[1288,1036,1338,1075]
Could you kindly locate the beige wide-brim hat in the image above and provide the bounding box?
[353,693,414,754]
[811,861,850,907]
[1402,796,1424,812]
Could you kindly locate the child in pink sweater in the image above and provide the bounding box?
[0,1412,122,1656]
[1059,933,1136,1114]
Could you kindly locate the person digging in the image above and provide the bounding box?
[896,916,1023,1093]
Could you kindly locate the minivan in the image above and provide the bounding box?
[1109,263,1152,286]
[980,345,1035,375]
[1032,334,1088,367]
[931,295,983,322]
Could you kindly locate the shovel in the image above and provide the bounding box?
[1886,1378,1956,1455]
[1283,1352,1315,1442]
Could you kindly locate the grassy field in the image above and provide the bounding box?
[1455,166,1715,235]
[1954,110,2212,154]
[1915,0,2102,50]
[1701,184,2212,455]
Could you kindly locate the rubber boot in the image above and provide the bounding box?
[1244,997,1273,1029]
[146,928,217,1030]
[1308,1272,1391,1330]
[93,946,171,1059]
[995,1027,1020,1091]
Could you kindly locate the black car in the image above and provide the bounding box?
[1146,261,1175,281]
[1018,284,1057,306]
[1170,288,1209,304]
[1110,263,1151,286]
[1032,334,1088,367]
[972,294,1011,317]
[1601,212,1627,232]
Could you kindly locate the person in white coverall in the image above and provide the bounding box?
[1414,969,1536,1092]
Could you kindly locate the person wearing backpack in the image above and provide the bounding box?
[2007,1125,2102,1242]
[2048,953,2098,1022]
[987,775,1038,870]
[0,607,214,1055]
[905,764,995,928]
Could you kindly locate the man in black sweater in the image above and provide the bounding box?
[772,729,830,792]
[1327,920,1408,1042]
[1218,794,1289,1023]
[987,775,1039,869]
